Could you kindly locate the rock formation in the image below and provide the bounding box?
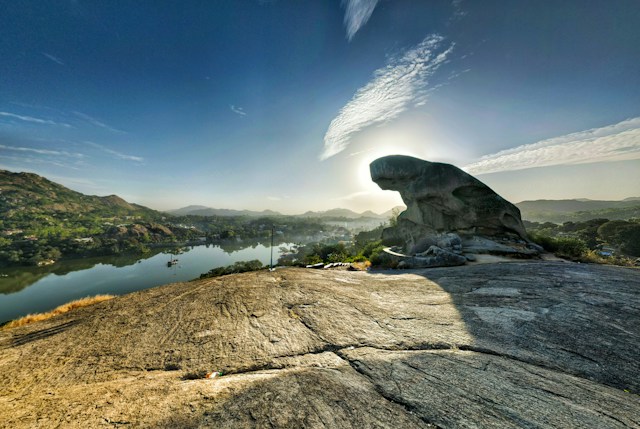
[370,155,538,262]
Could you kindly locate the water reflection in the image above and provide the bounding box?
[0,243,295,323]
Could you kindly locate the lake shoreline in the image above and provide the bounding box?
[0,242,295,323]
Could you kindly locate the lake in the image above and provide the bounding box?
[0,243,295,323]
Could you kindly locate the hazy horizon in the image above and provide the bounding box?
[1,1,639,214]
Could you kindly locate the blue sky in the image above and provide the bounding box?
[1,0,639,213]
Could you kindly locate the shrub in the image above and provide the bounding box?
[369,248,398,269]
[530,232,588,259]
[350,254,368,263]
[199,260,264,279]
[358,240,384,259]
[554,237,588,258]
[598,220,640,257]
[303,254,323,265]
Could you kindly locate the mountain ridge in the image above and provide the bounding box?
[516,198,640,223]
[167,205,405,219]
[4,169,637,225]
[0,170,161,219]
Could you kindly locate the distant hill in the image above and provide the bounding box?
[0,170,197,266]
[167,206,283,217]
[516,198,640,223]
[379,206,406,219]
[167,205,211,216]
[0,170,161,219]
[298,208,383,219]
[169,205,406,220]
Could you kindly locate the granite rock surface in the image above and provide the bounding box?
[1,262,638,428]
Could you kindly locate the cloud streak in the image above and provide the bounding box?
[0,143,83,158]
[463,117,640,175]
[451,0,467,19]
[321,35,453,160]
[42,52,65,65]
[0,155,82,171]
[342,0,379,41]
[73,111,126,133]
[0,111,72,128]
[230,105,247,116]
[0,144,64,156]
[86,142,144,163]
[333,191,371,201]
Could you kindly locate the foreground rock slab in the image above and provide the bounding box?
[1,262,639,428]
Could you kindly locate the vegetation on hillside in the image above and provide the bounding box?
[0,170,355,266]
[517,198,640,223]
[275,225,386,267]
[199,260,265,279]
[4,170,637,270]
[526,218,640,263]
[168,214,351,243]
[0,170,186,265]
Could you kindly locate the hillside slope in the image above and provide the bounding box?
[0,170,160,219]
[0,170,190,266]
[169,205,406,219]
[516,198,640,223]
[1,262,638,428]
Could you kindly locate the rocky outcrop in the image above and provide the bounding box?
[370,155,538,260]
[130,224,150,237]
[148,222,173,236]
[106,223,173,239]
[1,262,638,428]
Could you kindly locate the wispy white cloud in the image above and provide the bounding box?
[0,155,82,170]
[86,141,144,163]
[42,52,65,65]
[0,143,84,158]
[321,35,454,160]
[267,195,290,201]
[447,68,471,80]
[451,0,467,19]
[73,111,126,134]
[0,144,64,156]
[348,148,374,157]
[333,191,371,201]
[0,111,72,128]
[463,117,640,175]
[342,0,379,41]
[230,105,247,116]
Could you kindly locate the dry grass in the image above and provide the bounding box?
[2,295,115,329]
[349,261,372,271]
[579,250,636,267]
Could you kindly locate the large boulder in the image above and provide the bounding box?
[370,155,533,256]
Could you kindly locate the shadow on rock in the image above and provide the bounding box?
[369,261,640,393]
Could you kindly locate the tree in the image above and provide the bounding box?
[598,220,640,256]
[389,207,401,227]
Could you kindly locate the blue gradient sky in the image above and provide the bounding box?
[1,0,639,213]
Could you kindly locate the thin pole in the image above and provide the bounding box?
[270,226,274,271]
